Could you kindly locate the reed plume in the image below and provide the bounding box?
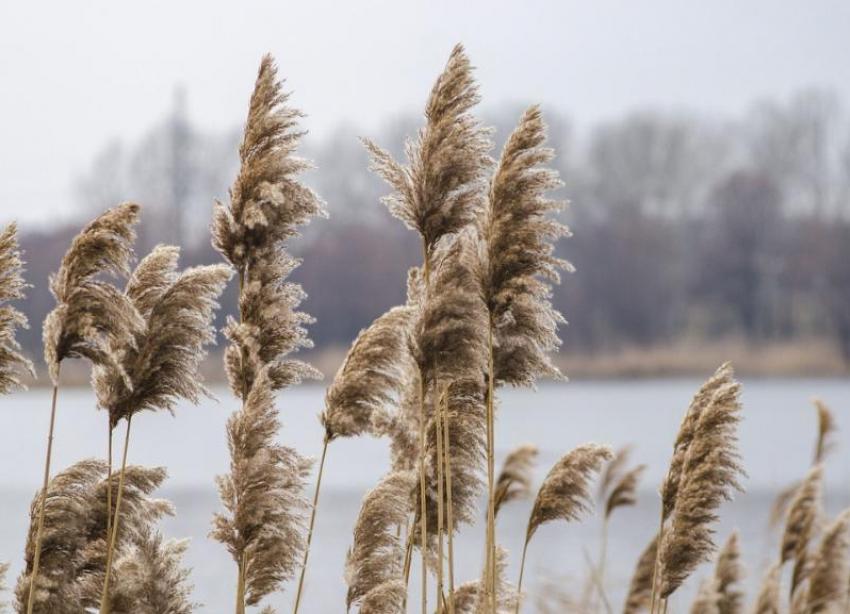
[660,363,734,520]
[444,548,518,614]
[604,461,645,521]
[29,203,141,614]
[780,465,823,594]
[493,445,538,519]
[211,53,325,614]
[43,202,142,383]
[362,44,491,254]
[657,371,744,600]
[0,223,34,394]
[322,303,418,441]
[16,459,173,614]
[812,400,836,464]
[346,470,417,611]
[526,444,612,542]
[689,580,721,614]
[93,248,232,427]
[623,534,659,614]
[770,401,837,529]
[749,564,780,614]
[806,510,850,614]
[211,370,313,609]
[0,562,8,614]
[516,444,612,614]
[106,528,198,614]
[714,532,744,614]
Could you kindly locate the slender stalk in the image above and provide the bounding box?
[649,508,665,614]
[106,424,113,538]
[99,413,133,614]
[26,381,60,614]
[292,435,329,614]
[418,235,430,614]
[582,548,614,614]
[596,517,609,609]
[402,523,414,612]
[515,538,530,614]
[419,373,429,614]
[235,556,243,614]
[435,382,445,614]
[486,320,496,614]
[442,383,456,614]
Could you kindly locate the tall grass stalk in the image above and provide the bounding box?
[25,381,59,614]
[99,414,133,614]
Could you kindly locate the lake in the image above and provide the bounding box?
[1,379,848,613]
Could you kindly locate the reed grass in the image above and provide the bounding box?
[211,53,325,614]
[7,43,850,614]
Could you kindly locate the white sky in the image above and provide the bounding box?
[1,0,849,227]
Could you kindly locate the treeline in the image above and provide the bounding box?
[13,88,850,369]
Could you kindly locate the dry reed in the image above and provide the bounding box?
[658,370,744,600]
[623,534,659,614]
[16,459,173,614]
[477,103,571,614]
[516,444,612,614]
[364,43,491,614]
[493,445,538,519]
[806,510,850,614]
[749,564,781,614]
[689,580,721,614]
[211,52,325,614]
[0,223,34,394]
[780,465,823,595]
[714,532,744,614]
[29,202,141,614]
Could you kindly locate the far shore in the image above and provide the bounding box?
[17,336,849,388]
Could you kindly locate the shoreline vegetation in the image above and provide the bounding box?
[20,337,849,388]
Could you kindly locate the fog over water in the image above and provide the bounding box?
[1,379,848,612]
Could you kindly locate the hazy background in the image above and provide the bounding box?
[2,2,850,613]
[3,1,850,376]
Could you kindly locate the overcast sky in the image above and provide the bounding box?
[1,0,849,227]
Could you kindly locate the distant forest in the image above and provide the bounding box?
[13,88,850,375]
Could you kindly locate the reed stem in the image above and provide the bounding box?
[99,413,133,614]
[419,373,429,614]
[596,517,609,609]
[26,381,60,614]
[649,507,665,614]
[515,538,530,614]
[442,383,456,614]
[292,435,329,614]
[106,424,113,538]
[435,383,445,614]
[486,320,496,614]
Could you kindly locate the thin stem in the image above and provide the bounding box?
[293,436,329,614]
[487,320,497,614]
[106,423,113,538]
[402,522,414,612]
[26,381,60,614]
[442,383,456,614]
[515,539,529,614]
[100,414,133,614]
[419,373,429,614]
[582,547,614,614]
[596,517,609,609]
[435,382,445,614]
[649,508,665,614]
[236,550,247,614]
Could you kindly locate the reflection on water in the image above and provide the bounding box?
[1,379,848,612]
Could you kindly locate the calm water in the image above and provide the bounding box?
[1,379,848,613]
